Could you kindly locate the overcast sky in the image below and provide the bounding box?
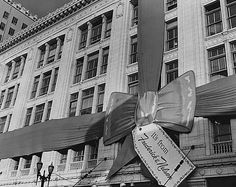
[13,0,72,18]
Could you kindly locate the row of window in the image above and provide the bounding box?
[78,11,112,49]
[30,67,59,99]
[2,11,28,28]
[68,84,105,117]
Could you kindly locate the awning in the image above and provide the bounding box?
[0,112,105,159]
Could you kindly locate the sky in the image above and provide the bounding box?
[13,0,72,18]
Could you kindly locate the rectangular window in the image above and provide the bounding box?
[0,22,5,30]
[211,117,232,154]
[13,158,20,171]
[79,28,88,49]
[0,116,7,133]
[230,41,236,73]
[166,60,178,83]
[90,22,102,44]
[205,1,222,36]
[3,11,9,19]
[227,0,236,29]
[100,48,109,74]
[45,101,52,121]
[12,17,18,25]
[85,52,98,79]
[12,58,21,79]
[51,68,59,92]
[39,71,52,96]
[21,23,27,29]
[73,58,83,84]
[8,28,15,36]
[208,45,227,78]
[166,19,178,51]
[0,90,5,108]
[5,63,12,83]
[105,19,112,38]
[128,73,138,95]
[87,140,99,168]
[4,87,14,108]
[72,145,85,162]
[59,150,68,164]
[33,104,45,124]
[69,92,78,117]
[23,156,32,169]
[38,46,45,68]
[25,107,33,127]
[166,0,177,11]
[130,35,138,64]
[47,40,57,64]
[132,1,138,26]
[80,87,94,115]
[30,76,40,99]
[97,84,105,112]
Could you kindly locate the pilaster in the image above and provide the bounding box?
[92,84,98,113]
[86,22,92,47]
[55,37,61,61]
[101,14,107,40]
[96,47,103,76]
[18,56,25,78]
[81,54,88,81]
[1,88,8,109]
[10,84,18,107]
[43,43,50,66]
[9,60,16,81]
[36,73,43,97]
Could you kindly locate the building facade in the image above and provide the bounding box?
[0,0,37,42]
[0,0,235,187]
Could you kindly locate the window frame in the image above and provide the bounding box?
[80,87,94,115]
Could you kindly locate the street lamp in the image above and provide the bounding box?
[36,160,54,187]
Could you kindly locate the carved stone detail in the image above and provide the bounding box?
[116,2,124,18]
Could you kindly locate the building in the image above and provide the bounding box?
[0,0,37,42]
[0,0,235,187]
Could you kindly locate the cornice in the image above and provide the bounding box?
[0,0,98,54]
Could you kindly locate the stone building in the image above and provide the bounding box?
[0,0,37,42]
[0,0,235,187]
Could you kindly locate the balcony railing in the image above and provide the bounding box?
[213,140,233,154]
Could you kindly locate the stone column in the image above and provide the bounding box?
[55,37,61,60]
[75,90,82,116]
[86,22,92,47]
[16,158,24,177]
[92,84,98,113]
[1,88,8,109]
[18,56,25,78]
[81,54,88,81]
[36,73,43,97]
[43,43,50,66]
[48,68,55,93]
[101,14,107,40]
[3,114,11,133]
[65,149,73,172]
[29,106,36,126]
[9,60,16,81]
[96,47,103,76]
[10,84,18,107]
[220,0,228,31]
[42,101,48,122]
[83,145,89,169]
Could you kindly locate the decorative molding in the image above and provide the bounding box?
[116,2,124,18]
[66,28,74,42]
[163,50,178,62]
[165,9,177,21]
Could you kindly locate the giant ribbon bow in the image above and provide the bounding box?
[104,71,196,179]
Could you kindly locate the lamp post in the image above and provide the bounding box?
[36,160,54,187]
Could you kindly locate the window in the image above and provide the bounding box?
[0,116,7,133]
[227,0,236,29]
[0,22,5,30]
[33,104,45,124]
[90,21,102,44]
[58,37,64,59]
[211,117,232,154]
[73,58,83,84]
[12,58,21,79]
[39,71,51,96]
[85,52,98,79]
[45,101,52,121]
[69,92,78,117]
[51,68,59,92]
[131,0,138,26]
[12,84,19,106]
[12,17,18,25]
[166,60,178,83]
[166,0,177,11]
[97,84,105,112]
[79,28,88,49]
[128,73,138,95]
[47,40,57,64]
[21,23,27,29]
[87,141,99,168]
[3,11,9,19]
[130,35,138,64]
[80,87,94,115]
[12,158,20,171]
[0,90,5,108]
[72,145,85,162]
[105,19,112,38]
[100,48,109,74]
[59,150,68,164]
[4,87,14,108]
[8,28,15,36]
[25,107,33,127]
[30,76,40,99]
[38,46,46,68]
[166,19,178,51]
[230,41,236,73]
[23,156,32,169]
[208,45,227,78]
[5,63,12,83]
[205,1,222,36]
